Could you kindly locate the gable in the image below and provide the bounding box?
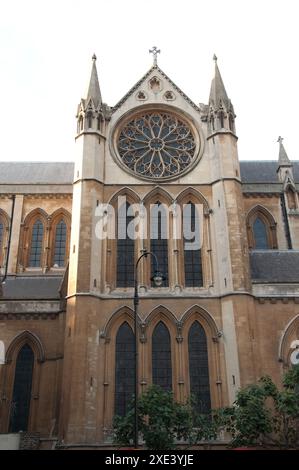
[111,65,202,116]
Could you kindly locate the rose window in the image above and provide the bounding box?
[117,112,197,179]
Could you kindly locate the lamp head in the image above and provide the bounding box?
[151,271,165,287]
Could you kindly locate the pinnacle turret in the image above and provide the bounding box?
[277,137,294,184]
[277,136,292,166]
[209,55,230,109]
[76,54,108,135]
[208,55,235,133]
[86,54,102,108]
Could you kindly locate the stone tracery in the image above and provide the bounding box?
[117,111,197,179]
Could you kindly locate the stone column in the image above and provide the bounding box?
[7,195,24,274]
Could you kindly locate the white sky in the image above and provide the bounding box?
[0,0,298,163]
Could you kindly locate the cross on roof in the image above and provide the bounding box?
[277,136,284,144]
[149,46,160,66]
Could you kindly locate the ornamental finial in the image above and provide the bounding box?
[213,54,218,62]
[277,136,283,144]
[92,53,97,62]
[149,46,161,66]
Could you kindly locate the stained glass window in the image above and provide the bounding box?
[53,219,67,267]
[188,321,211,414]
[117,203,135,287]
[152,322,172,391]
[184,202,203,287]
[9,344,34,432]
[115,322,135,416]
[29,220,43,267]
[117,112,197,179]
[253,217,268,249]
[150,202,168,287]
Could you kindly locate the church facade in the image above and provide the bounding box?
[0,53,299,448]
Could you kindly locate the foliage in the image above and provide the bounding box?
[113,367,299,449]
[113,385,217,450]
[215,365,299,449]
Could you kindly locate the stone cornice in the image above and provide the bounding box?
[75,130,106,140]
[0,188,72,195]
[207,129,238,140]
[65,291,299,303]
[257,297,299,304]
[243,192,281,198]
[0,310,63,320]
[73,177,104,185]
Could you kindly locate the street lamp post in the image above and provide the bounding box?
[133,249,164,449]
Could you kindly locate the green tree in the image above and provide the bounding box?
[113,385,217,450]
[216,365,299,449]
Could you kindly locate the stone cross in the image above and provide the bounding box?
[149,46,161,66]
[277,136,284,144]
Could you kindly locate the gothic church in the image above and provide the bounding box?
[0,52,299,448]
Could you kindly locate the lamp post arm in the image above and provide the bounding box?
[134,250,159,302]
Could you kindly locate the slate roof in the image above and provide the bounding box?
[0,160,299,186]
[250,251,299,283]
[1,276,63,300]
[240,161,299,183]
[0,162,74,185]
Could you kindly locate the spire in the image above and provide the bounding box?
[209,54,230,109]
[277,137,294,184]
[208,55,235,134]
[277,136,291,166]
[86,54,102,107]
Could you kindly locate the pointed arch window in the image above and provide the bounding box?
[115,322,135,416]
[87,112,93,129]
[28,219,44,267]
[150,202,168,287]
[229,114,235,132]
[247,207,277,250]
[219,109,224,128]
[78,116,84,132]
[152,321,172,391]
[116,202,135,287]
[53,219,67,267]
[50,210,71,269]
[9,344,34,432]
[253,217,269,249]
[188,321,211,414]
[210,114,215,132]
[183,202,203,287]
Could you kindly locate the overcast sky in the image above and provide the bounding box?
[0,0,298,163]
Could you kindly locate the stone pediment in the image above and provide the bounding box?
[112,65,202,115]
